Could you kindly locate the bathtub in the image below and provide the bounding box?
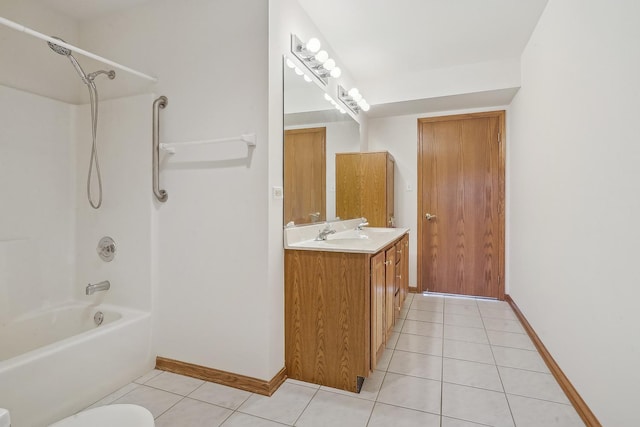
[0,302,153,427]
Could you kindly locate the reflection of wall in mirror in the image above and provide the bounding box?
[285,120,359,221]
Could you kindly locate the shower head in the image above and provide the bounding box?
[47,36,90,84]
[47,37,72,56]
[47,36,116,85]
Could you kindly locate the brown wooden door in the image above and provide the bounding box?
[418,112,505,299]
[284,128,326,225]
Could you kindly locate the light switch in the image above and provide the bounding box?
[272,186,284,199]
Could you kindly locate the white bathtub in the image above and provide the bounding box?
[0,302,153,427]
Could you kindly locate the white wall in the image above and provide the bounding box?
[74,94,154,310]
[0,85,75,322]
[80,0,277,380]
[368,106,509,289]
[0,0,82,104]
[508,0,640,425]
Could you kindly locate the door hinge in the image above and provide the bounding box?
[497,131,501,144]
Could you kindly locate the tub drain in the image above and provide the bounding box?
[94,311,104,326]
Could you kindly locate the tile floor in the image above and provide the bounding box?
[85,294,585,426]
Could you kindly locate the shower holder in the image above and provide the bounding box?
[97,236,116,262]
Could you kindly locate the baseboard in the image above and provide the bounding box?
[156,357,287,396]
[505,295,601,427]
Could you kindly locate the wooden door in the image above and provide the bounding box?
[418,112,505,299]
[284,128,326,225]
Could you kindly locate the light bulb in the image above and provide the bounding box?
[314,50,329,63]
[294,67,304,76]
[357,99,367,108]
[361,102,370,112]
[306,38,321,53]
[324,93,332,101]
[352,92,363,102]
[285,58,296,69]
[303,75,312,82]
[339,108,346,114]
[348,88,360,97]
[323,59,336,71]
[330,67,342,78]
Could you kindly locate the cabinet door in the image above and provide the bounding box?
[395,240,403,318]
[386,154,395,227]
[336,154,363,221]
[371,252,386,368]
[400,235,409,309]
[385,247,396,341]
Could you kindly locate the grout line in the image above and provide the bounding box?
[291,383,321,426]
[480,309,517,426]
[505,391,574,407]
[153,395,186,421]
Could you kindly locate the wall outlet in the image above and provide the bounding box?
[272,186,284,199]
[406,183,412,191]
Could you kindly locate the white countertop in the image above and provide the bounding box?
[284,219,409,254]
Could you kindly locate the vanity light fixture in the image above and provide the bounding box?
[291,34,342,85]
[338,86,370,114]
[324,93,346,114]
[286,56,314,84]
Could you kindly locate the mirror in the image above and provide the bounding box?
[283,60,360,226]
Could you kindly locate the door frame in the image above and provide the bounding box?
[416,111,506,298]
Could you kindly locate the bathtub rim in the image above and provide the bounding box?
[0,301,150,372]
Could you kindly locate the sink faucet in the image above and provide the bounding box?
[86,280,110,295]
[356,218,369,230]
[315,224,337,241]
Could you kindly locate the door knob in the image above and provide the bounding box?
[425,213,437,221]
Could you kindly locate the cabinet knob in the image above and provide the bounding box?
[396,274,402,279]
[384,260,391,266]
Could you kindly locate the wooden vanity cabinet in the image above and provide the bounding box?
[336,151,395,227]
[285,233,408,393]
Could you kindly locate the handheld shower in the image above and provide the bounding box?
[48,37,116,209]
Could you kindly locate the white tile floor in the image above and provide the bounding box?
[84,294,585,426]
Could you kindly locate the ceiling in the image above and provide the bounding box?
[30,0,152,20]
[20,0,549,115]
[297,0,549,113]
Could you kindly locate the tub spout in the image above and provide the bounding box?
[86,280,110,295]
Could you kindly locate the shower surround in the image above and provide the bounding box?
[0,85,156,425]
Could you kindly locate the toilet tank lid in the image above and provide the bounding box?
[0,408,10,427]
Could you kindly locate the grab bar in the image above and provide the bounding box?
[152,96,168,202]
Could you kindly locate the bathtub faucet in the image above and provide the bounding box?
[86,280,110,295]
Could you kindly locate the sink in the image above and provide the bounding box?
[321,238,369,245]
[324,230,369,241]
[361,227,397,233]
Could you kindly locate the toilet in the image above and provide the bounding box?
[0,408,9,427]
[48,404,154,427]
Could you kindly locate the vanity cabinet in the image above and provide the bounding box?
[335,151,395,227]
[285,232,409,393]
